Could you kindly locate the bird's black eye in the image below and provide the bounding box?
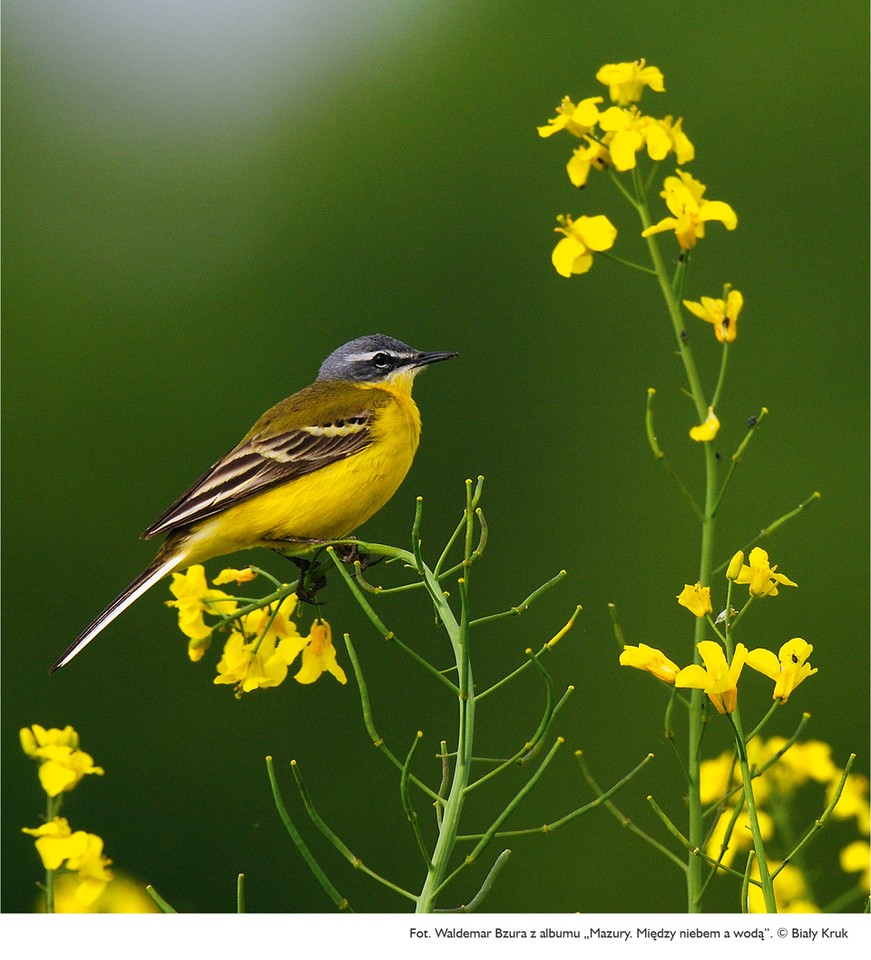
[372,352,391,368]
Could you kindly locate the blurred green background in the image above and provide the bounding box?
[3,0,867,914]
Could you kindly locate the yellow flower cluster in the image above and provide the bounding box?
[168,565,347,697]
[47,872,160,914]
[621,549,811,714]
[538,60,691,187]
[20,724,104,797]
[21,725,115,910]
[701,739,870,910]
[539,60,743,345]
[22,818,112,908]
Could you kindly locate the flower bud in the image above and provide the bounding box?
[726,550,744,580]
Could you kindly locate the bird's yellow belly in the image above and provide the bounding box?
[182,396,420,565]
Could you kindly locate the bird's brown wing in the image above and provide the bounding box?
[141,406,374,540]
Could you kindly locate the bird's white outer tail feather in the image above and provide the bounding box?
[51,552,182,672]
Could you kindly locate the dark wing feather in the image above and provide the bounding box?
[142,408,373,540]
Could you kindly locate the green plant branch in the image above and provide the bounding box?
[711,407,768,514]
[342,633,442,804]
[600,249,658,275]
[435,740,451,829]
[470,570,567,628]
[647,794,764,889]
[400,731,433,867]
[437,738,565,896]
[435,850,512,913]
[265,756,351,912]
[414,484,478,913]
[712,491,822,575]
[474,604,580,703]
[645,387,704,520]
[771,754,856,881]
[328,548,459,693]
[575,751,685,872]
[145,884,178,914]
[466,683,573,794]
[464,750,655,841]
[289,759,418,904]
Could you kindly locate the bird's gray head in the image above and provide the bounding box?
[317,334,458,383]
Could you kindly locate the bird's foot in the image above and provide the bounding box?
[332,542,384,571]
[287,557,328,606]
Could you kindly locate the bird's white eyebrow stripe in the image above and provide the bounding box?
[343,350,417,363]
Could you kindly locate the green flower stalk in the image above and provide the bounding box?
[539,58,845,913]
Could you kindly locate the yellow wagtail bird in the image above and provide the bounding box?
[52,334,457,672]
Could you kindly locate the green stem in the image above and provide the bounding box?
[710,342,730,409]
[635,171,708,421]
[727,713,778,912]
[634,168,720,913]
[145,884,178,914]
[42,793,63,914]
[414,484,478,913]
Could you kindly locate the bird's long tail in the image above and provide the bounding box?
[51,551,182,672]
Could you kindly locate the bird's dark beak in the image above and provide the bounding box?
[413,350,459,368]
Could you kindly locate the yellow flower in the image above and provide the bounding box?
[596,59,665,105]
[745,738,838,802]
[551,213,617,277]
[748,860,818,913]
[36,746,105,797]
[725,550,745,580]
[656,115,694,164]
[745,638,817,702]
[239,594,300,644]
[676,581,713,618]
[212,566,258,585]
[830,773,870,834]
[642,169,737,250]
[23,818,84,871]
[675,641,747,714]
[295,620,348,685]
[166,565,239,640]
[49,872,160,914]
[618,643,681,682]
[699,753,736,805]
[537,95,603,138]
[733,546,797,597]
[689,407,720,442]
[20,724,79,756]
[841,841,870,893]
[597,107,693,172]
[21,725,104,797]
[566,137,611,187]
[64,832,113,907]
[214,630,303,697]
[783,740,838,785]
[684,288,743,343]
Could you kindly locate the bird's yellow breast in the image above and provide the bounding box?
[182,380,421,564]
